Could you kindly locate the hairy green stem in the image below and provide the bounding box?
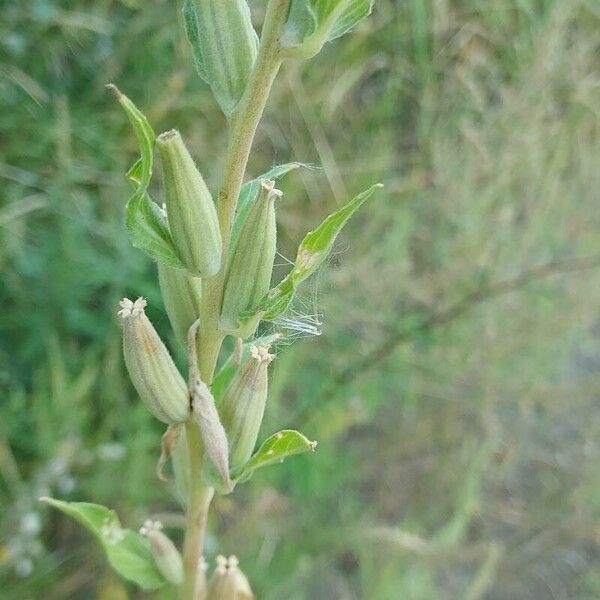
[180,422,214,600]
[198,0,289,382]
[181,1,290,598]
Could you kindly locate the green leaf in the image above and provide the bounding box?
[126,193,184,269]
[245,183,382,321]
[233,430,317,483]
[108,85,184,269]
[282,0,374,56]
[183,0,258,116]
[231,163,308,248]
[109,87,154,192]
[41,498,167,590]
[329,0,374,40]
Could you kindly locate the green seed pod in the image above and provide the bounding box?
[187,320,232,491]
[157,129,222,277]
[207,555,254,600]
[220,179,281,337]
[139,520,184,585]
[190,374,232,491]
[118,297,189,424]
[157,262,202,345]
[183,0,259,116]
[219,345,274,471]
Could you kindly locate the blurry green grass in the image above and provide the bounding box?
[1,0,600,598]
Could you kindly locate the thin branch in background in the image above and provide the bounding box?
[311,253,600,408]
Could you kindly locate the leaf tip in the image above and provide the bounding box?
[105,83,122,99]
[39,496,62,510]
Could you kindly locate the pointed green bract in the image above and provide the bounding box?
[242,183,382,323]
[40,498,167,590]
[282,0,374,58]
[183,0,258,116]
[233,430,317,483]
[108,85,184,269]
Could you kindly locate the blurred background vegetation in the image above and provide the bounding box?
[1,0,600,598]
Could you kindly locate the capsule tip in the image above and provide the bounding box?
[260,178,283,199]
[139,519,163,536]
[118,297,147,318]
[249,345,275,364]
[157,129,181,144]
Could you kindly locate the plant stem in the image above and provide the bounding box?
[218,0,289,245]
[198,0,290,382]
[181,2,290,598]
[181,422,214,600]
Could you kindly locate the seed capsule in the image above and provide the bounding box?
[207,555,254,600]
[183,0,258,116]
[219,345,274,471]
[190,374,232,491]
[157,262,202,345]
[139,520,183,585]
[118,297,189,424]
[187,319,232,491]
[157,130,222,277]
[221,179,281,337]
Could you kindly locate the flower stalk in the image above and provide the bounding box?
[43,0,377,597]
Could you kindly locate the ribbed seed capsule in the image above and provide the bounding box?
[207,555,254,600]
[139,520,183,585]
[157,130,222,277]
[219,345,274,471]
[221,179,281,337]
[188,319,232,491]
[118,298,189,424]
[157,262,202,345]
[183,0,259,116]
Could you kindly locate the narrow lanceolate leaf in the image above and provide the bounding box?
[282,0,374,58]
[40,498,167,590]
[233,430,317,483]
[232,163,308,248]
[107,86,153,191]
[243,183,382,323]
[183,0,258,116]
[107,85,184,268]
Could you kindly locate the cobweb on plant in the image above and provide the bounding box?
[255,248,339,347]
